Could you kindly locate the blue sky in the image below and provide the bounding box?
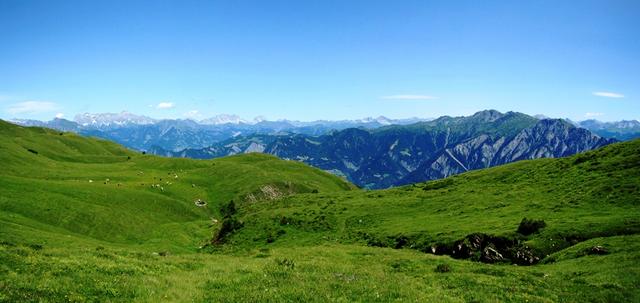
[0,0,638,122]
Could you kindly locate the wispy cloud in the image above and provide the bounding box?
[156,102,175,109]
[6,101,58,115]
[592,91,624,98]
[55,113,65,119]
[584,112,604,118]
[381,94,438,100]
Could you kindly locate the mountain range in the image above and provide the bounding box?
[151,110,616,188]
[12,112,428,151]
[575,119,640,141]
[12,110,630,189]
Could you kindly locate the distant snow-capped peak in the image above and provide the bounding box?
[199,114,248,125]
[21,110,432,128]
[357,116,393,125]
[613,120,640,129]
[74,111,156,127]
[577,119,640,130]
[252,116,268,124]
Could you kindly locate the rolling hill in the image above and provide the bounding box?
[0,119,354,252]
[0,120,638,302]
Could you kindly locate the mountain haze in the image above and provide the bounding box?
[577,119,640,141]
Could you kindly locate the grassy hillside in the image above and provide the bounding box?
[0,120,354,252]
[230,139,639,258]
[0,120,638,302]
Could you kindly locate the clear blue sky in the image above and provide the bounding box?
[0,0,638,122]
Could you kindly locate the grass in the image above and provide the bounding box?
[0,120,354,251]
[230,139,639,254]
[0,120,639,302]
[2,237,638,302]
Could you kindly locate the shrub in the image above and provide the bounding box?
[220,200,236,218]
[0,241,16,247]
[27,243,43,250]
[266,229,286,243]
[275,258,295,270]
[435,263,451,273]
[393,235,409,249]
[517,218,547,235]
[278,216,290,225]
[423,179,454,191]
[573,153,593,165]
[212,217,243,244]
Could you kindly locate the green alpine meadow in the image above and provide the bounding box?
[1,120,638,302]
[1,2,639,301]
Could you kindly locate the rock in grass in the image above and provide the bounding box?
[481,244,505,263]
[588,245,609,255]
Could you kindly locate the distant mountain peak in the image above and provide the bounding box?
[357,116,393,125]
[199,114,248,125]
[580,119,640,129]
[576,119,640,141]
[252,116,268,124]
[538,118,574,127]
[74,111,156,127]
[471,109,504,122]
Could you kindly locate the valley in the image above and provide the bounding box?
[1,120,638,302]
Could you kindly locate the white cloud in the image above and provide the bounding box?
[7,101,58,115]
[381,95,438,100]
[584,112,604,118]
[156,102,175,109]
[55,113,64,119]
[592,91,624,98]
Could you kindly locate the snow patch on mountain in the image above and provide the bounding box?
[199,114,248,125]
[74,111,156,127]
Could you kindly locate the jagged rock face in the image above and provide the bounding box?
[501,119,608,160]
[155,111,616,189]
[401,119,614,186]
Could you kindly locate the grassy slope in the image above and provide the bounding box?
[0,120,354,252]
[2,236,638,302]
[232,139,639,256]
[0,120,639,302]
